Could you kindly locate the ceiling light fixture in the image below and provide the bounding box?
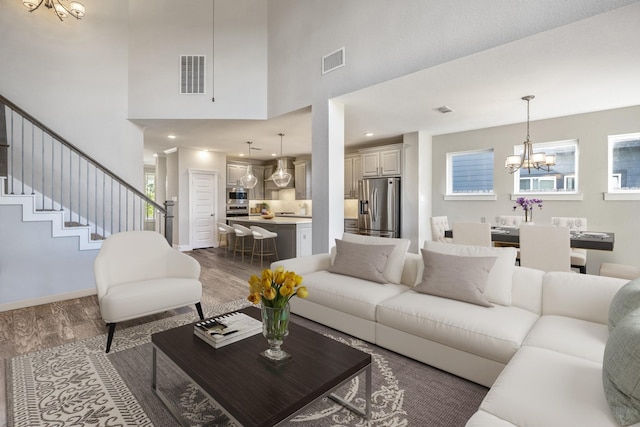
[167,135,176,139]
[23,0,85,21]
[271,133,292,188]
[239,141,258,189]
[505,95,555,174]
[364,132,374,137]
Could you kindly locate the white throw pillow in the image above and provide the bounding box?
[327,239,396,283]
[333,233,410,284]
[423,241,516,306]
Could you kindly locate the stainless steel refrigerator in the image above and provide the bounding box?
[358,177,401,238]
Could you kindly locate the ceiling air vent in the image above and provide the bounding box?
[322,47,345,75]
[434,106,455,114]
[180,55,206,94]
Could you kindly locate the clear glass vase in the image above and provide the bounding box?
[260,303,290,361]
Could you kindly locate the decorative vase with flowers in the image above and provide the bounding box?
[248,266,308,361]
[513,197,543,223]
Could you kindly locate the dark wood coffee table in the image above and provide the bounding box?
[151,307,372,426]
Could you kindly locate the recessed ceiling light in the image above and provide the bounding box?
[167,134,176,139]
[239,153,245,157]
[364,132,374,137]
[271,153,277,157]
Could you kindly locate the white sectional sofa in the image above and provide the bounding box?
[273,233,640,427]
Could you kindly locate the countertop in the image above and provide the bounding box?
[228,216,312,225]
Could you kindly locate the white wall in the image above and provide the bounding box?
[0,0,143,187]
[128,0,267,120]
[265,0,639,252]
[432,105,640,274]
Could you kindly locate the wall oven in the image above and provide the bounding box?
[226,188,249,217]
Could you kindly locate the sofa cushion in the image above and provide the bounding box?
[523,315,609,363]
[327,239,395,283]
[415,249,495,307]
[423,241,516,306]
[479,346,624,427]
[299,270,409,322]
[608,277,640,332]
[603,308,640,426]
[339,233,410,284]
[376,290,538,364]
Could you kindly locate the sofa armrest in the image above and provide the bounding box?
[542,272,628,324]
[166,250,201,279]
[271,254,331,275]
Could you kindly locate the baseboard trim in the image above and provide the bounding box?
[0,288,97,312]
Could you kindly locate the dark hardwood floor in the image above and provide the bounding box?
[0,246,265,427]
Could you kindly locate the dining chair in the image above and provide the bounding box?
[552,217,588,273]
[430,216,452,243]
[497,215,525,227]
[452,222,491,247]
[519,225,572,272]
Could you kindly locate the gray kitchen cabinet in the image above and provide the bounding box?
[294,159,311,200]
[359,144,402,177]
[226,163,246,187]
[248,165,264,200]
[344,154,361,199]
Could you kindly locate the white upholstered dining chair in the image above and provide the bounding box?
[552,216,588,274]
[93,231,204,353]
[519,225,572,272]
[452,222,492,247]
[430,216,452,243]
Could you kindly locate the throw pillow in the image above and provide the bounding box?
[608,277,640,332]
[339,233,411,284]
[423,241,516,306]
[414,249,496,307]
[327,239,396,284]
[603,307,640,426]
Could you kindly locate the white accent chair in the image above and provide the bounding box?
[430,216,452,243]
[217,222,235,257]
[452,222,492,247]
[600,263,640,280]
[93,231,203,353]
[552,216,588,274]
[519,225,572,272]
[250,225,279,268]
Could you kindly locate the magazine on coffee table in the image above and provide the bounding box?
[194,311,263,349]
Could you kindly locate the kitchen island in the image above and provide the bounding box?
[227,216,312,260]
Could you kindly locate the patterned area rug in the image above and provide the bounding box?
[7,299,488,426]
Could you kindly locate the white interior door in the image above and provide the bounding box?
[190,170,217,249]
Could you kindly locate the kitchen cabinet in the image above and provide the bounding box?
[262,165,278,200]
[344,218,359,234]
[344,154,361,199]
[248,165,264,200]
[294,159,311,200]
[296,223,313,257]
[226,163,247,187]
[359,144,402,177]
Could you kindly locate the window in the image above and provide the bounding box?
[144,172,156,220]
[514,139,578,194]
[608,133,640,193]
[446,149,494,195]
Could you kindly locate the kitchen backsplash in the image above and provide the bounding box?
[251,189,312,215]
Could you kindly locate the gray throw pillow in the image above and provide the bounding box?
[608,277,640,332]
[603,307,640,426]
[327,239,396,284]
[415,249,496,307]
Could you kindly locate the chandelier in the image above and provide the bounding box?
[239,141,258,189]
[271,133,292,187]
[22,0,86,21]
[505,95,555,174]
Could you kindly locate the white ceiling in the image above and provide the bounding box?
[139,5,640,164]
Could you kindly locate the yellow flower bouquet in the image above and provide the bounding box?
[247,266,308,361]
[247,266,308,309]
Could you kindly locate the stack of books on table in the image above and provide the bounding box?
[194,311,263,349]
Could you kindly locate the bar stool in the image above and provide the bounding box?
[250,226,279,268]
[217,222,235,257]
[232,224,253,262]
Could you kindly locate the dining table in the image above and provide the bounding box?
[444,227,615,251]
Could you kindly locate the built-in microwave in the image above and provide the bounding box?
[228,188,248,202]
